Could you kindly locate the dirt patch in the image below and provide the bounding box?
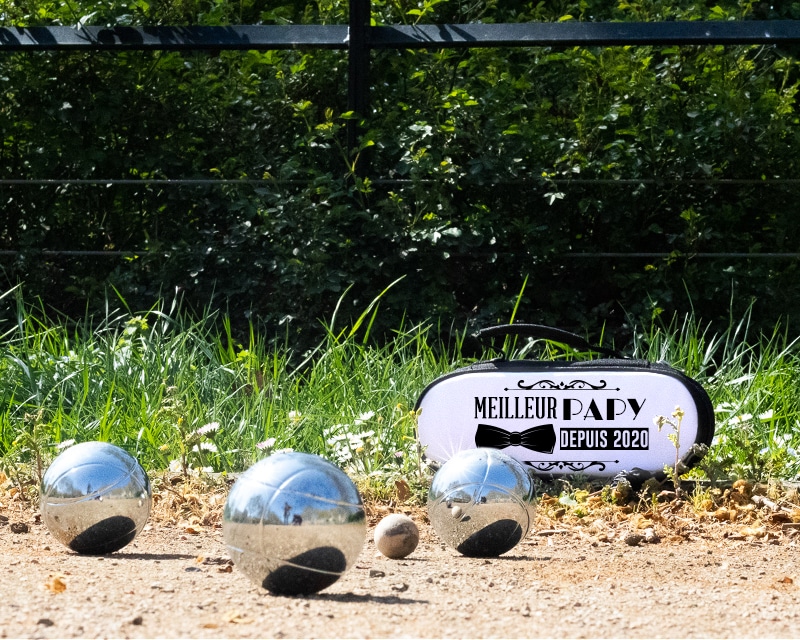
[2,479,800,638]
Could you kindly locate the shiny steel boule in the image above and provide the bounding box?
[41,441,152,554]
[427,448,536,557]
[223,451,366,596]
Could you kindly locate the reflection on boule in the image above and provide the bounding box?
[40,441,152,554]
[428,448,536,557]
[223,451,366,595]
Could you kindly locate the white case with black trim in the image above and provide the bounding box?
[415,324,715,480]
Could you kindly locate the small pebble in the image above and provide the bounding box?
[644,527,660,544]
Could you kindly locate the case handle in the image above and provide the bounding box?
[476,323,625,359]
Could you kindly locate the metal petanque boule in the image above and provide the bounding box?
[223,451,366,596]
[40,441,152,555]
[427,447,536,557]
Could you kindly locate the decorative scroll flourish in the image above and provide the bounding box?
[522,460,618,473]
[512,379,618,391]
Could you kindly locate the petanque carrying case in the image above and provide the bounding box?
[415,324,715,481]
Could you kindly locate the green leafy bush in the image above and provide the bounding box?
[2,0,800,346]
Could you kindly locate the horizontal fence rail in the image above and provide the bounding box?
[2,3,800,262]
[0,249,797,260]
[371,20,800,48]
[4,178,800,186]
[3,21,800,51]
[0,25,349,50]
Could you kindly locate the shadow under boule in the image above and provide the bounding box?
[263,546,347,596]
[455,519,523,557]
[68,515,138,555]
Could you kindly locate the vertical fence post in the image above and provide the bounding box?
[347,0,370,169]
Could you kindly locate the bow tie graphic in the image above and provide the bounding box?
[475,423,556,454]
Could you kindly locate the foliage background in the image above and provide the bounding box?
[2,0,800,347]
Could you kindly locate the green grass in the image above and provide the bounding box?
[1,286,799,499]
[635,310,800,482]
[0,286,461,497]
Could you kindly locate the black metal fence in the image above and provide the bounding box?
[5,6,800,143]
[2,1,800,260]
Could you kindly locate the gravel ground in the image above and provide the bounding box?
[2,496,800,639]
